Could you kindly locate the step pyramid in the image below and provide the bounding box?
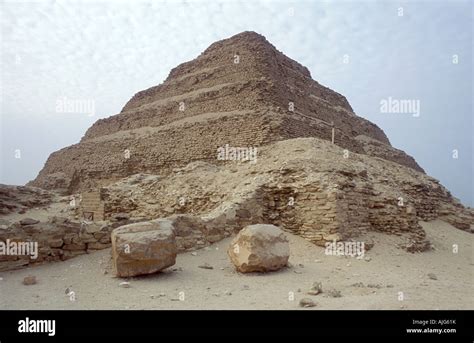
[30,31,424,193]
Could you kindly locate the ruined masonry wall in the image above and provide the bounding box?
[0,219,116,272]
[32,111,274,192]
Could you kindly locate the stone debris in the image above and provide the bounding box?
[22,276,37,285]
[198,263,214,270]
[119,281,131,288]
[0,185,53,215]
[227,224,290,273]
[19,218,40,226]
[367,284,383,289]
[112,213,130,222]
[150,293,166,299]
[299,298,317,308]
[327,289,342,298]
[307,282,323,296]
[405,239,433,253]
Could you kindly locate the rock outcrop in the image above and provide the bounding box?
[228,224,290,273]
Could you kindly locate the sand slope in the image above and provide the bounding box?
[0,220,472,310]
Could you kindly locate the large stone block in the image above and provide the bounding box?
[111,219,177,277]
[227,224,289,273]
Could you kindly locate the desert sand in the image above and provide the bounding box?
[1,219,471,310]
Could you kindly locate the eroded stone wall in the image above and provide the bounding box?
[0,218,117,271]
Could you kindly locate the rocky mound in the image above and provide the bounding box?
[100,137,473,238]
[0,185,53,215]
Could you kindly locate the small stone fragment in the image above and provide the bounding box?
[307,282,323,295]
[299,298,316,308]
[198,263,213,270]
[327,289,342,298]
[23,276,37,285]
[20,218,39,226]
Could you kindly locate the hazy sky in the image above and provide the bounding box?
[1,0,472,206]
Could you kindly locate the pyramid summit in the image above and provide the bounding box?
[30,31,424,193]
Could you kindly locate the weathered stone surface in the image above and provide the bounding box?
[112,212,130,222]
[0,184,53,215]
[111,219,177,277]
[49,239,64,248]
[19,218,39,226]
[227,224,289,273]
[87,242,111,250]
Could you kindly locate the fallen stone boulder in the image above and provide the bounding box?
[111,219,177,277]
[227,224,289,273]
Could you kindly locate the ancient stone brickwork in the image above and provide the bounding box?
[29,31,425,192]
[32,110,274,193]
[0,218,115,271]
[0,197,265,271]
[83,79,273,141]
[80,190,105,221]
[261,184,339,245]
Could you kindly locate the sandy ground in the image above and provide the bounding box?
[0,220,472,310]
